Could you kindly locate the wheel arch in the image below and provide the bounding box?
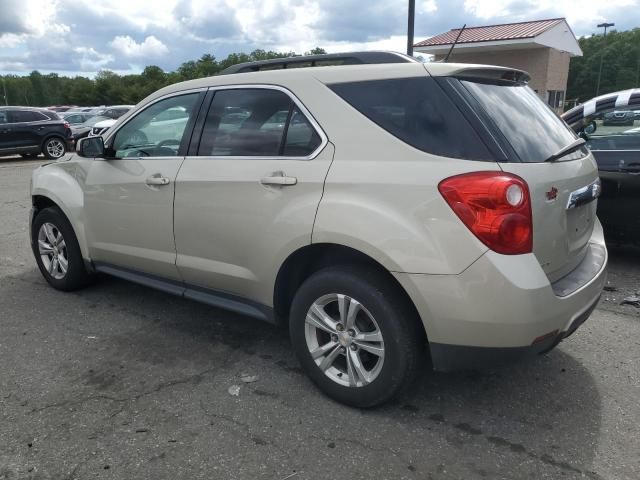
[31,184,89,262]
[273,242,427,341]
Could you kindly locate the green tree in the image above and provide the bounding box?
[568,28,640,102]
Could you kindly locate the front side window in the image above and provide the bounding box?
[111,93,198,158]
[329,77,492,160]
[198,88,322,157]
[585,105,640,151]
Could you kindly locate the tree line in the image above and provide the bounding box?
[0,48,326,107]
[1,26,639,108]
[567,27,640,102]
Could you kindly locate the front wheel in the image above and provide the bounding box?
[43,137,66,159]
[290,266,423,408]
[31,207,92,291]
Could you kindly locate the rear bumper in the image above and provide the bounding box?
[394,222,607,371]
[428,294,600,371]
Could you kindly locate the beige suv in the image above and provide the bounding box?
[30,52,607,407]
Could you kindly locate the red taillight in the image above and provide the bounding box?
[438,171,533,255]
[63,121,71,130]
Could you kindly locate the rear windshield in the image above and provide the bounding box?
[329,77,492,160]
[461,80,580,163]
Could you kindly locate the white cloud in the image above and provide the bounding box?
[109,35,169,58]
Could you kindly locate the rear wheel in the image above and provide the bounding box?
[42,137,66,159]
[290,266,422,407]
[31,207,92,291]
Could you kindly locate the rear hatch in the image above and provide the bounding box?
[453,72,599,281]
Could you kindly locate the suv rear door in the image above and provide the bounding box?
[448,74,600,282]
[173,86,333,306]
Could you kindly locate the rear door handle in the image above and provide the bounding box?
[145,174,171,186]
[260,172,297,186]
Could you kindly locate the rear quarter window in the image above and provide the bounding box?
[328,77,493,160]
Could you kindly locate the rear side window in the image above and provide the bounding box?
[197,88,323,157]
[329,77,492,160]
[9,110,47,123]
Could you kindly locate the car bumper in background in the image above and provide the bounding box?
[394,223,607,371]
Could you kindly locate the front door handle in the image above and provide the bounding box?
[145,174,171,186]
[260,172,297,186]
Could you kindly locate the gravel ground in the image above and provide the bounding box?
[0,159,639,480]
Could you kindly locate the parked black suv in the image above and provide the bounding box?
[0,107,74,159]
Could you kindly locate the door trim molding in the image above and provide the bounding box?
[93,262,275,324]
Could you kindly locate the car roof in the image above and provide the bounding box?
[141,61,529,106]
[0,106,54,112]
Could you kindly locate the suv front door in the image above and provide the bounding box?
[80,91,204,280]
[174,86,333,307]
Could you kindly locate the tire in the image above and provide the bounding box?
[42,137,67,160]
[289,266,423,408]
[31,207,92,291]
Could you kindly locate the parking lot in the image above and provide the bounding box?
[0,158,639,479]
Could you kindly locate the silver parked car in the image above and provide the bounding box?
[29,52,607,407]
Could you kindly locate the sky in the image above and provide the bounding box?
[0,0,638,76]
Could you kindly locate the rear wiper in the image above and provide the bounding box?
[544,138,586,162]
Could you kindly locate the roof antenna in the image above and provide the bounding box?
[443,24,466,62]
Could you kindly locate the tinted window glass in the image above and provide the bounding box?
[9,110,45,123]
[329,77,492,160]
[283,106,322,156]
[461,80,580,162]
[199,89,291,156]
[112,93,198,158]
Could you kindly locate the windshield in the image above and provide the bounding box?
[461,80,580,163]
[83,115,109,127]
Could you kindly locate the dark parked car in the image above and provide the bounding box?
[603,110,635,126]
[563,89,640,244]
[0,107,74,159]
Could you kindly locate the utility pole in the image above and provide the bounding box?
[1,77,7,106]
[407,0,415,56]
[595,22,615,96]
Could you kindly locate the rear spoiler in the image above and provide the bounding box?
[451,67,530,84]
[424,64,530,85]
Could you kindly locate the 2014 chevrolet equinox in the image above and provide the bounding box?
[30,53,607,407]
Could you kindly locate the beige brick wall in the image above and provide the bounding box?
[546,49,571,92]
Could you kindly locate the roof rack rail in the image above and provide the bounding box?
[219,51,417,75]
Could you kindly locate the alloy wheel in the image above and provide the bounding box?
[304,293,385,387]
[46,139,65,159]
[38,222,68,280]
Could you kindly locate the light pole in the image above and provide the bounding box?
[407,0,415,56]
[595,22,615,96]
[1,77,7,106]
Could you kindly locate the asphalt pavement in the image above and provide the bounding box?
[0,158,639,480]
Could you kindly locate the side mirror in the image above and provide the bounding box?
[584,120,597,135]
[76,136,105,158]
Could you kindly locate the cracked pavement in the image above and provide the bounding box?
[1,158,639,479]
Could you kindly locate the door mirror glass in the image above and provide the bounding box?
[584,121,597,135]
[77,136,105,158]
